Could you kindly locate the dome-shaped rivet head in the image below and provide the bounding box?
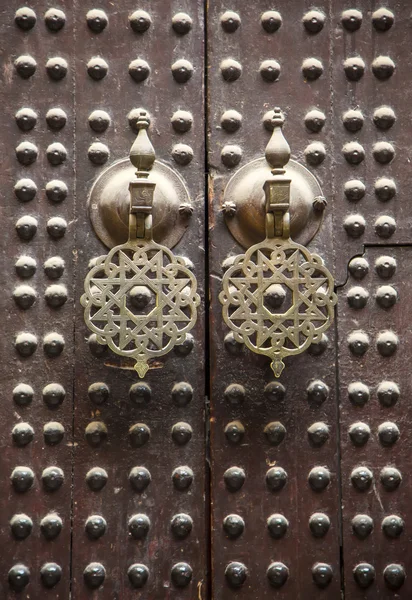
[220,59,242,82]
[221,110,242,133]
[43,332,65,357]
[377,380,400,407]
[11,466,34,493]
[312,563,333,588]
[15,55,37,78]
[129,423,150,448]
[304,142,326,166]
[171,382,193,406]
[47,216,67,239]
[380,466,402,491]
[352,514,373,539]
[85,515,107,540]
[45,284,68,308]
[378,421,400,446]
[267,562,289,588]
[372,56,395,80]
[15,7,37,30]
[259,60,281,82]
[375,215,396,239]
[88,142,109,165]
[83,563,106,589]
[374,106,396,130]
[221,144,242,168]
[172,59,194,83]
[372,8,394,32]
[343,56,365,80]
[16,141,38,165]
[12,423,34,447]
[15,332,38,357]
[44,422,65,445]
[376,285,397,309]
[172,143,194,165]
[88,333,107,356]
[223,331,244,354]
[46,57,68,81]
[347,330,369,356]
[86,9,108,33]
[343,109,364,132]
[261,11,282,33]
[129,59,150,83]
[46,180,68,203]
[307,380,329,405]
[42,466,64,492]
[264,381,286,401]
[129,466,151,492]
[171,422,193,445]
[128,564,149,589]
[349,422,370,446]
[347,286,369,309]
[171,110,193,133]
[224,466,245,492]
[175,333,194,356]
[264,421,286,446]
[13,285,37,310]
[376,330,398,357]
[171,513,193,539]
[348,382,370,406]
[14,178,37,202]
[304,109,326,133]
[44,8,66,32]
[223,514,244,538]
[382,515,404,538]
[302,58,323,80]
[129,381,151,405]
[128,514,150,539]
[40,513,63,541]
[88,109,110,133]
[341,9,362,31]
[46,142,67,165]
[8,564,30,591]
[344,215,366,238]
[15,107,37,131]
[266,466,288,491]
[384,564,405,590]
[344,180,365,202]
[351,466,373,491]
[308,467,331,491]
[353,563,375,588]
[85,421,107,447]
[307,422,330,447]
[375,177,396,202]
[348,257,368,280]
[13,383,34,406]
[129,10,151,33]
[224,383,245,405]
[171,562,193,588]
[86,467,108,492]
[172,466,193,491]
[10,514,33,539]
[309,512,330,538]
[308,333,329,355]
[224,421,244,445]
[303,10,325,34]
[42,383,65,409]
[225,562,247,588]
[220,11,240,32]
[40,562,62,588]
[343,141,365,164]
[373,142,395,165]
[172,12,193,35]
[46,107,67,130]
[267,513,289,539]
[87,57,108,80]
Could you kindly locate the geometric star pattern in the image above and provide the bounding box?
[219,238,337,377]
[81,240,200,377]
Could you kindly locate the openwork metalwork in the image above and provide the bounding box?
[81,112,199,377]
[219,108,336,376]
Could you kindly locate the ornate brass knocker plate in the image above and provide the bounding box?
[219,108,336,377]
[81,113,200,377]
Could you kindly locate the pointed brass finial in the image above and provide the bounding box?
[265,107,291,173]
[129,110,155,177]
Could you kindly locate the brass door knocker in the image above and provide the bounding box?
[81,112,200,377]
[219,108,337,377]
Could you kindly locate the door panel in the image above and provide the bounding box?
[0,2,75,597]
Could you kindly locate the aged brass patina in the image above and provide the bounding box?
[219,108,337,377]
[81,112,200,377]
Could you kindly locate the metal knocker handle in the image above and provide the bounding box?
[81,112,200,377]
[219,108,337,377]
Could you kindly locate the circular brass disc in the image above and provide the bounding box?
[89,158,191,249]
[224,158,324,248]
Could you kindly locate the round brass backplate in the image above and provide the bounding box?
[223,157,324,248]
[89,158,191,249]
